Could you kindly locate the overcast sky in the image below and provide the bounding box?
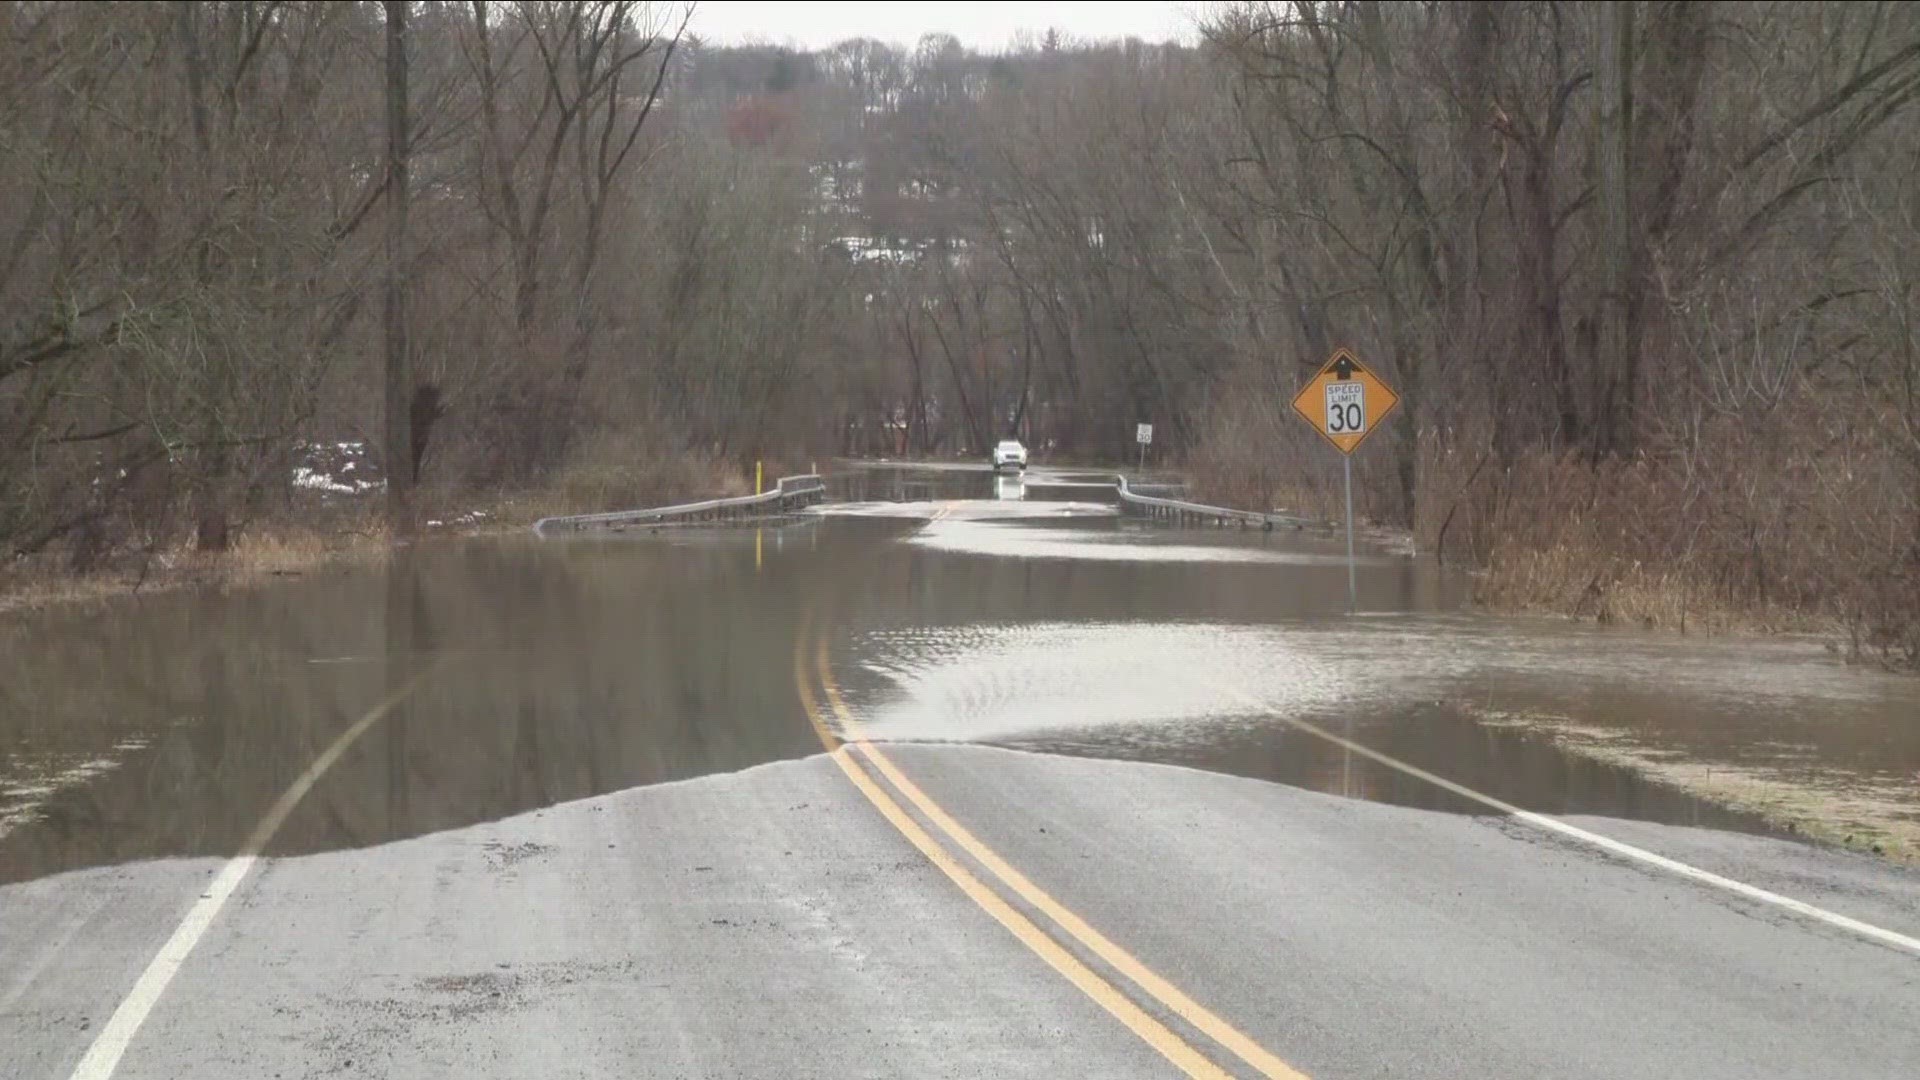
[690,2,1202,50]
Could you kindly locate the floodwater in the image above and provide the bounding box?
[4,469,1918,884]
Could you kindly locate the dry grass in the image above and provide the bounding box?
[1470,707,1920,866]
[2,445,791,617]
[547,431,749,514]
[1471,536,1829,635]
[1192,397,1918,657]
[1186,409,1349,521]
[0,518,395,617]
[1444,441,1913,648]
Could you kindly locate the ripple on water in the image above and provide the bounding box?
[906,521,1384,566]
[851,622,1345,744]
[839,619,1920,835]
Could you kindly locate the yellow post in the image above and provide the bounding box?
[755,460,763,495]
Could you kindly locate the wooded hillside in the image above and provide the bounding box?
[3,2,1916,657]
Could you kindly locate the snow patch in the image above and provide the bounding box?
[293,467,383,495]
[425,509,492,530]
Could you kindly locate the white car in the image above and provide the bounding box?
[991,439,1028,472]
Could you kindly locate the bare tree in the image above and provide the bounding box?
[385,0,415,530]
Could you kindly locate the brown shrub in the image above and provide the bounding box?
[1192,395,1920,662]
[548,430,748,514]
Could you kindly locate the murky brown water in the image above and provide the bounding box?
[3,468,1917,884]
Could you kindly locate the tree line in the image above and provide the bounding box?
[3,2,1917,657]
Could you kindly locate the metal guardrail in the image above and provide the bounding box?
[532,474,828,536]
[1112,474,1318,532]
[533,469,1309,535]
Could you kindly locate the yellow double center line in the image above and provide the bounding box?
[794,620,1308,1080]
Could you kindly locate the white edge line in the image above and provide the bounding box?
[1248,702,1920,957]
[66,673,429,1080]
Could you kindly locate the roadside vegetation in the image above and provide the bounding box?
[2,3,1917,663]
[1468,708,1920,866]
[1192,4,1920,666]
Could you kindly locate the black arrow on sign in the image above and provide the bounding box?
[1331,352,1357,380]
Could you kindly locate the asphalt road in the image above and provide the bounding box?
[4,501,1920,1079]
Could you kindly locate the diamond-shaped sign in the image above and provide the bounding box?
[1289,347,1400,455]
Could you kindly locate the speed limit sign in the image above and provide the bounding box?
[1291,346,1401,614]
[1290,347,1399,455]
[1325,381,1364,437]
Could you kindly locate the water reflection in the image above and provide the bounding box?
[1011,703,1779,832]
[0,532,839,882]
[995,474,1026,501]
[827,467,991,504]
[0,508,1458,883]
[2,476,1914,884]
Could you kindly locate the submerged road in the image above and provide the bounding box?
[4,483,1920,1079]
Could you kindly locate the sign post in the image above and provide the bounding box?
[1289,348,1400,614]
[1135,422,1153,472]
[1343,456,1355,612]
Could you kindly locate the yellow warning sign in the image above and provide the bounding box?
[1289,347,1400,455]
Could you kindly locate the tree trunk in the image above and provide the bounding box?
[384,0,413,533]
[177,1,230,551]
[1593,0,1637,458]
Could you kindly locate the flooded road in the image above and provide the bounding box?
[0,528,831,880]
[5,468,1917,885]
[7,468,1920,1080]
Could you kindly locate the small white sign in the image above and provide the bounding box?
[1136,423,1153,445]
[1324,381,1365,436]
